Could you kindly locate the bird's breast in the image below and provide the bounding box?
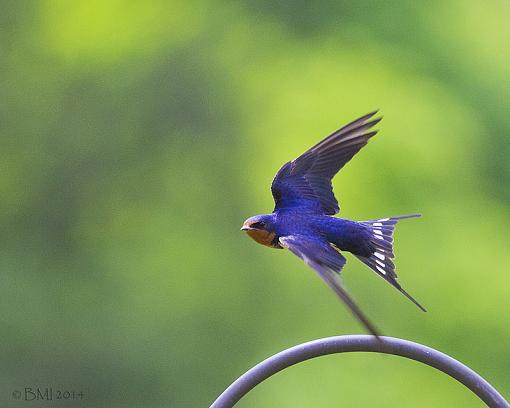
[246,230,282,249]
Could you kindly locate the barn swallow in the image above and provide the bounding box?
[241,111,425,336]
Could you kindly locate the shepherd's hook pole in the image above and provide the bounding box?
[210,335,509,408]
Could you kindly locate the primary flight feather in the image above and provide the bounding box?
[241,111,425,336]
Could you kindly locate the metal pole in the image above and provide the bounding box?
[210,335,509,408]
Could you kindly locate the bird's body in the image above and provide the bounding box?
[241,112,425,336]
[247,212,372,255]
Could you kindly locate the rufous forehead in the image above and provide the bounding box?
[243,219,256,227]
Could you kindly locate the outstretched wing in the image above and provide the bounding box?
[279,235,381,336]
[271,111,381,215]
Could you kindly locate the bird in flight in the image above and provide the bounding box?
[241,111,425,336]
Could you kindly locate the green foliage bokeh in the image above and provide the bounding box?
[1,1,509,407]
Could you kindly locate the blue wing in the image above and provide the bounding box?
[271,111,381,215]
[279,235,380,336]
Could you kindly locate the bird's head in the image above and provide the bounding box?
[241,214,274,232]
[241,214,280,248]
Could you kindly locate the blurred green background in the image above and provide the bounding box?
[1,1,509,407]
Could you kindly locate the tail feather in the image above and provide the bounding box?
[357,214,426,312]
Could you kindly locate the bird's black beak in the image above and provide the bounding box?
[240,221,252,231]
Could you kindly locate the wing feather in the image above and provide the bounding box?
[271,112,381,215]
[279,235,381,336]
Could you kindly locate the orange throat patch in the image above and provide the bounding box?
[245,229,280,248]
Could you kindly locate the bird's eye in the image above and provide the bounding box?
[252,221,265,229]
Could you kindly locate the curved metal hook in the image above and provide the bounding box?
[210,335,509,408]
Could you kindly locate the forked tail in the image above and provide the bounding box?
[356,214,426,312]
